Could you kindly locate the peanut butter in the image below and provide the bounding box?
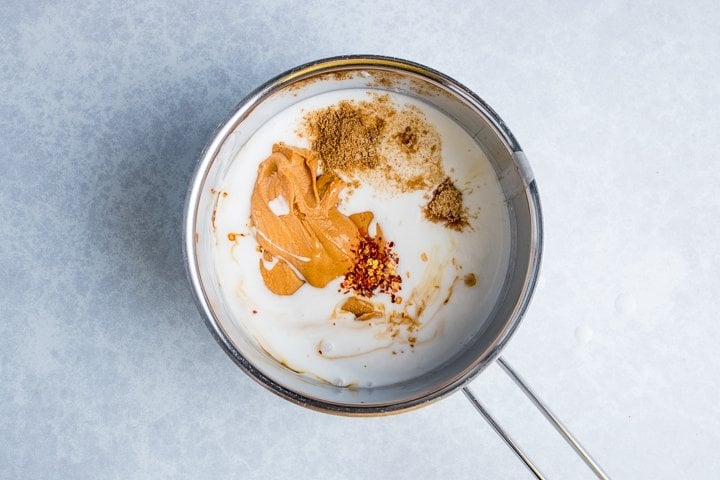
[250,144,360,295]
[340,297,382,321]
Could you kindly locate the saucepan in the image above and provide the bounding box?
[183,56,607,479]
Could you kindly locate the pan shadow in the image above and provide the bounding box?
[87,67,265,334]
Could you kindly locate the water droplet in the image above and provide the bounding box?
[615,293,637,315]
[575,325,593,344]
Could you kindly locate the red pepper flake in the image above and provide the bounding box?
[340,231,402,299]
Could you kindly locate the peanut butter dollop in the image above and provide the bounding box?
[251,144,360,295]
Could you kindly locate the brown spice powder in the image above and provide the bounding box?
[397,125,419,152]
[306,100,385,171]
[303,95,469,233]
[424,177,469,231]
[302,95,444,194]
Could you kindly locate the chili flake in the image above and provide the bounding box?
[340,231,402,299]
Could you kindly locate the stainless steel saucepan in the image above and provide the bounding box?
[183,55,609,479]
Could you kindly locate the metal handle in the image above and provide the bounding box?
[464,356,611,479]
[462,386,546,479]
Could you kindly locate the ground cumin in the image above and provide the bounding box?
[306,100,385,171]
[424,177,469,231]
[302,96,444,191]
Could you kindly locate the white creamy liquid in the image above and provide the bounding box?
[212,89,511,388]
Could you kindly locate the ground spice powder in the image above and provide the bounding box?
[306,100,385,171]
[302,95,445,193]
[424,177,469,231]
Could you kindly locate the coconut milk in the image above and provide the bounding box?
[211,89,511,388]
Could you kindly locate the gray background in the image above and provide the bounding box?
[2,1,718,478]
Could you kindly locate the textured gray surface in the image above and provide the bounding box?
[2,1,719,478]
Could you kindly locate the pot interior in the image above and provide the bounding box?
[186,57,541,414]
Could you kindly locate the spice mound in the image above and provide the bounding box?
[424,177,469,231]
[302,94,445,193]
[306,100,385,171]
[339,224,402,302]
[250,144,361,295]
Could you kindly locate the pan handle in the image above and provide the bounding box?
[462,356,611,480]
